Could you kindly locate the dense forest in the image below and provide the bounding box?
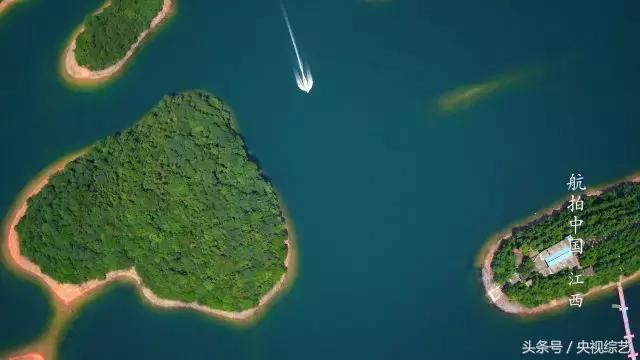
[490,182,640,307]
[18,91,288,311]
[75,0,165,70]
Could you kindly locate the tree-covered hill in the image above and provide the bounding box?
[17,91,288,311]
[74,0,165,70]
[490,182,640,307]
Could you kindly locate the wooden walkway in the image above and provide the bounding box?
[618,281,638,360]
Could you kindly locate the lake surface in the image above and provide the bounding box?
[1,0,640,358]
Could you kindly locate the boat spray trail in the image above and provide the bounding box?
[280,2,313,93]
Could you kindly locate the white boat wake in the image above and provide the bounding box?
[280,2,313,93]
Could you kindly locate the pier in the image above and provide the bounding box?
[618,281,638,360]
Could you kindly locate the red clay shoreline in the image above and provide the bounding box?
[480,174,640,316]
[61,0,173,85]
[3,151,295,359]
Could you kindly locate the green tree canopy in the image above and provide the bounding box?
[18,91,288,311]
[491,182,640,307]
[74,0,165,70]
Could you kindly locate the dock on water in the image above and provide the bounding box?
[617,280,638,360]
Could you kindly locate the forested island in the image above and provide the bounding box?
[15,91,290,312]
[62,0,172,83]
[481,177,640,313]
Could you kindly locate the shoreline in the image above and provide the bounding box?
[0,0,20,16]
[7,353,45,360]
[61,0,173,86]
[480,173,640,316]
[3,151,295,359]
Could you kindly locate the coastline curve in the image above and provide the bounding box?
[61,0,173,86]
[0,0,21,17]
[480,174,640,316]
[2,151,296,359]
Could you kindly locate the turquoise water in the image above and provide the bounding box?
[2,0,640,358]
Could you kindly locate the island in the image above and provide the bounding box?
[3,91,294,360]
[62,0,172,84]
[480,176,640,315]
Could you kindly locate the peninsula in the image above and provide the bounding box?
[62,0,172,84]
[3,91,294,359]
[480,175,640,315]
